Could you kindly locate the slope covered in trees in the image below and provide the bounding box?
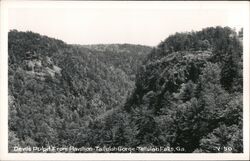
[8,30,151,151]
[83,27,243,152]
[8,26,243,153]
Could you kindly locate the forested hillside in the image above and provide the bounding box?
[8,30,151,151]
[8,27,243,153]
[125,26,243,152]
[77,27,243,152]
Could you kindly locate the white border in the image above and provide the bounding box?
[0,1,249,160]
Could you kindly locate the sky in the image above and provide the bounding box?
[8,1,247,46]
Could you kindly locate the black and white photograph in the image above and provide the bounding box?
[0,0,249,160]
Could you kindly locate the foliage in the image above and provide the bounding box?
[8,26,243,153]
[8,30,151,151]
[124,26,243,152]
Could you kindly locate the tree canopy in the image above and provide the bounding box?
[8,26,243,153]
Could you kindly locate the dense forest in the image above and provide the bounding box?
[8,26,243,153]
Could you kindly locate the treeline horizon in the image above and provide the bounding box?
[8,26,243,153]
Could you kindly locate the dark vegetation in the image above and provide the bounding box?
[8,26,243,153]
